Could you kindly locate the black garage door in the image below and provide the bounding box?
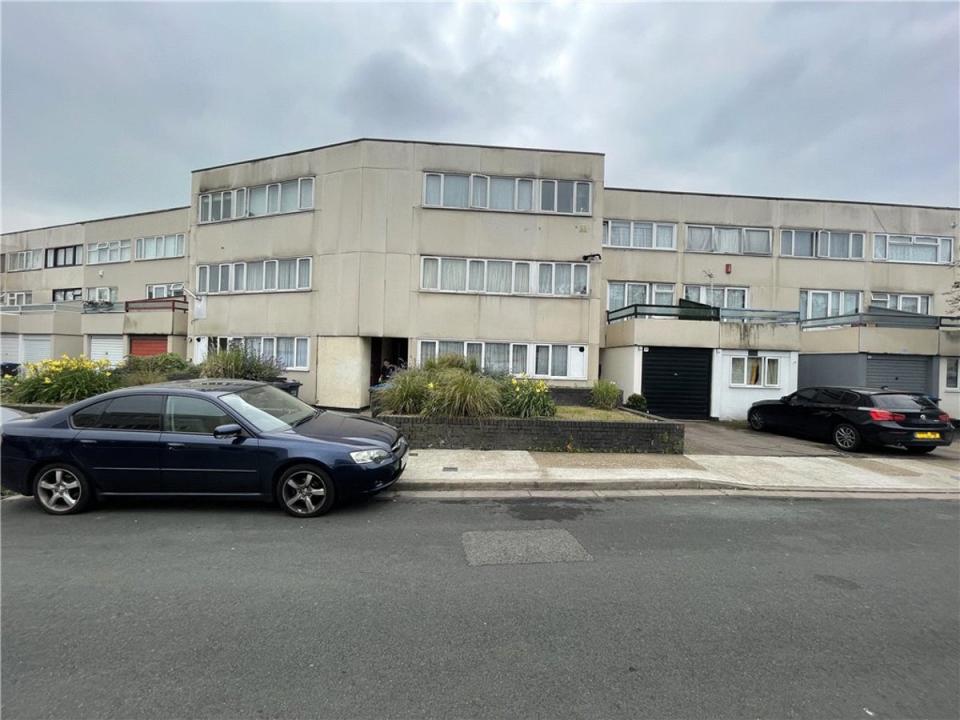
[641,347,712,419]
[865,355,933,395]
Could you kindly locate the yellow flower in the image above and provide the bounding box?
[43,377,52,384]
[105,371,112,377]
[511,378,518,385]
[427,382,435,390]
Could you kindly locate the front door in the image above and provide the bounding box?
[159,395,261,493]
[70,395,164,492]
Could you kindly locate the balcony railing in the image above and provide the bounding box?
[800,307,943,330]
[607,301,799,325]
[125,297,189,313]
[1,301,83,315]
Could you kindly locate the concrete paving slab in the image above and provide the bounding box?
[529,452,705,470]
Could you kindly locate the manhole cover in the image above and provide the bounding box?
[461,529,593,566]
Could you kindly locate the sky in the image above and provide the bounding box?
[2,1,958,232]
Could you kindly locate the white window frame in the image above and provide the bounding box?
[799,289,861,320]
[946,358,959,391]
[146,283,185,299]
[606,281,675,310]
[198,177,316,224]
[873,233,953,264]
[682,285,749,309]
[86,286,118,303]
[194,257,312,295]
[869,292,931,315]
[603,220,678,250]
[416,339,587,379]
[781,229,864,259]
[685,225,772,256]
[86,240,131,265]
[135,234,185,261]
[423,172,591,215]
[420,256,589,297]
[7,249,44,271]
[729,354,782,388]
[201,336,310,370]
[4,291,32,305]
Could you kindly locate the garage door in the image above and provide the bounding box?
[641,347,713,419]
[129,335,168,357]
[22,336,52,364]
[1,334,19,363]
[865,355,933,395]
[89,335,125,365]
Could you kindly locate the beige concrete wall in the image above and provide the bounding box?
[939,330,960,356]
[718,323,800,351]
[81,313,125,336]
[599,346,640,397]
[52,334,83,359]
[800,326,940,355]
[315,335,370,408]
[605,318,720,349]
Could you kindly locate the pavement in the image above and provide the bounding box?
[3,494,958,719]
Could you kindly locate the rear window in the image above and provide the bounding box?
[72,400,109,428]
[871,394,936,411]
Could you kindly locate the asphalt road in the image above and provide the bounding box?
[3,494,958,720]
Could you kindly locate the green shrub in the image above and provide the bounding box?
[379,368,431,415]
[199,348,284,381]
[421,368,502,418]
[5,356,118,404]
[501,376,556,418]
[422,353,479,373]
[119,370,167,387]
[590,379,620,410]
[122,353,191,375]
[625,393,648,412]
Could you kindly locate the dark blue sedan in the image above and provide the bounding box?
[1,380,408,517]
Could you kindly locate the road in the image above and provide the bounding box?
[2,494,958,719]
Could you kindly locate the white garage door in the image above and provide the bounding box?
[1,334,19,363]
[22,336,52,364]
[89,335,125,365]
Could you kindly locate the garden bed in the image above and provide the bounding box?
[381,406,683,453]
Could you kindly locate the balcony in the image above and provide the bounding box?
[1,301,83,335]
[79,297,189,336]
[605,301,801,350]
[799,308,951,355]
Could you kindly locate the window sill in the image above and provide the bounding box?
[729,385,782,389]
[200,288,312,296]
[780,255,865,262]
[87,260,131,266]
[134,255,186,263]
[197,207,315,226]
[872,259,953,266]
[684,250,772,258]
[420,205,592,219]
[602,245,677,252]
[419,289,590,299]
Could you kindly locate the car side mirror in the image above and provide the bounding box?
[213,423,243,439]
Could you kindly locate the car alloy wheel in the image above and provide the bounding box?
[832,423,861,451]
[748,410,765,431]
[277,465,335,517]
[33,465,89,515]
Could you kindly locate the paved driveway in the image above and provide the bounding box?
[683,420,960,463]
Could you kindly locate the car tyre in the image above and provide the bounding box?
[276,464,335,518]
[832,422,862,452]
[905,446,936,455]
[748,409,766,432]
[32,463,92,516]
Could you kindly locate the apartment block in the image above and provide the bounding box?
[2,139,957,419]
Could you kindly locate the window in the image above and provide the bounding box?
[870,293,931,315]
[86,287,118,303]
[146,283,185,299]
[421,257,588,297]
[165,396,234,434]
[418,340,586,379]
[603,220,677,250]
[685,225,771,255]
[423,173,590,214]
[45,244,83,268]
[730,355,781,387]
[7,249,43,272]
[781,229,864,259]
[873,234,953,264]
[53,288,83,302]
[799,289,860,320]
[96,395,163,431]
[3,291,32,305]
[196,257,312,294]
[683,285,748,309]
[199,177,315,223]
[202,336,309,370]
[86,240,131,265]
[607,282,674,310]
[135,234,185,260]
[72,400,109,428]
[946,358,959,390]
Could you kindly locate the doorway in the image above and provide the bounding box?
[370,337,409,386]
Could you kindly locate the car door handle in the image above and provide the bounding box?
[79,439,97,445]
[167,442,186,450]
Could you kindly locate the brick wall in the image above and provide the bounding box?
[381,415,684,453]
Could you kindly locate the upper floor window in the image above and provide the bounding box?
[136,234,185,260]
[147,283,185,299]
[686,225,772,255]
[45,244,83,268]
[86,240,131,265]
[781,229,864,259]
[3,291,32,305]
[53,288,83,302]
[683,285,747,309]
[799,289,860,320]
[603,220,676,250]
[423,172,591,215]
[421,256,588,297]
[870,292,931,315]
[607,281,674,310]
[873,234,953,264]
[196,257,312,294]
[198,177,315,223]
[6,249,43,272]
[86,286,118,303]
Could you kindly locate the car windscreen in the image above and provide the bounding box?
[870,394,937,411]
[219,385,316,433]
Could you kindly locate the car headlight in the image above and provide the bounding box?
[350,448,391,464]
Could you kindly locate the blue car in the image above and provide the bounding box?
[1,380,408,517]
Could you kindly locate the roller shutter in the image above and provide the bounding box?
[22,336,52,364]
[641,347,713,419]
[1,334,19,363]
[89,335,125,365]
[129,336,168,357]
[865,355,933,395]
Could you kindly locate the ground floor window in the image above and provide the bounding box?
[417,339,586,379]
[947,358,959,390]
[203,335,309,370]
[730,355,781,388]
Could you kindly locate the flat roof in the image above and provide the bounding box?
[1,205,190,237]
[191,137,607,173]
[605,186,959,212]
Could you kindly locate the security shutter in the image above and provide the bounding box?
[22,336,52,364]
[89,335,125,365]
[129,336,168,357]
[1,334,19,363]
[865,355,933,395]
[641,347,713,419]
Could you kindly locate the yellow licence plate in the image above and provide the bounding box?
[914,432,941,440]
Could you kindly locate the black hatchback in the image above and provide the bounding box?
[747,386,955,453]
